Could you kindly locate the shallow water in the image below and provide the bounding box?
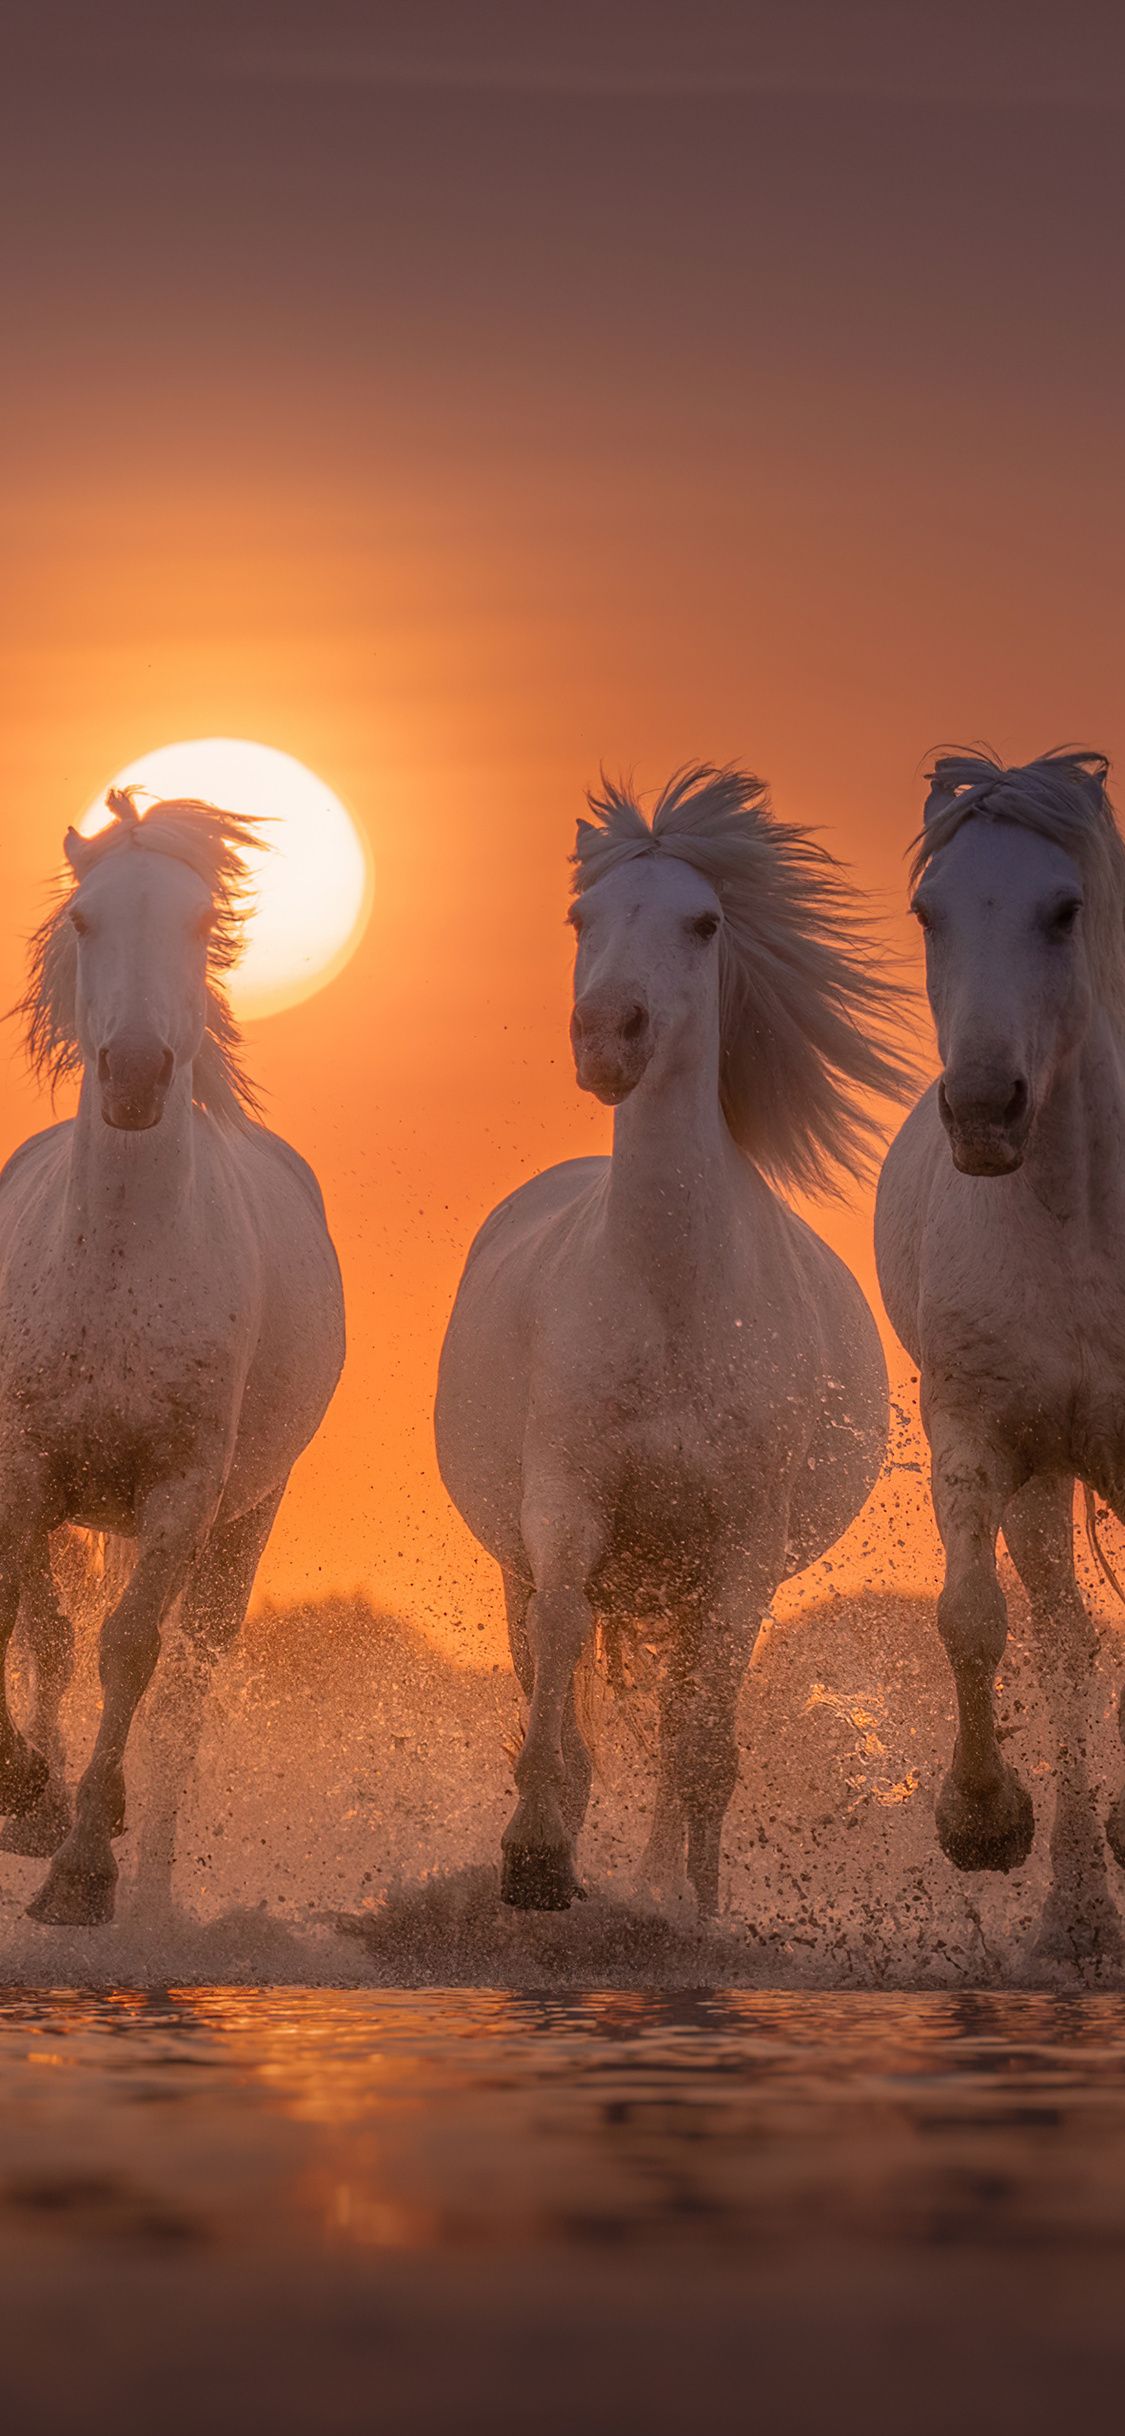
[3,1988,1125,2433]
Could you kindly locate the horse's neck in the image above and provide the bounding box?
[606,1045,742,1297]
[65,1068,198,1245]
[1025,1016,1125,1229]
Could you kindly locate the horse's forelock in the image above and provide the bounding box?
[104,785,141,827]
[912,748,1115,888]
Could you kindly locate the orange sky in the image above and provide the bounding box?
[4,4,1125,1651]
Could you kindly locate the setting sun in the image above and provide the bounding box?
[80,738,373,1021]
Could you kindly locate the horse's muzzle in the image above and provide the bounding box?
[938,1073,1031,1176]
[97,1041,175,1131]
[570,998,652,1104]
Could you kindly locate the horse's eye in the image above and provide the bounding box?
[688,912,720,942]
[69,907,89,938]
[911,901,932,932]
[1047,899,1082,939]
[195,909,216,940]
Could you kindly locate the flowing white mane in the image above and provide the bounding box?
[913,745,1125,1018]
[19,787,263,1122]
[574,764,915,1193]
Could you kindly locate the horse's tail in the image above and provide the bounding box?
[1083,1484,1125,1610]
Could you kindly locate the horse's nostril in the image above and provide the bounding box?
[159,1047,174,1089]
[621,1005,648,1044]
[939,1073,1029,1137]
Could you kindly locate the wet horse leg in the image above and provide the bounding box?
[135,1487,286,1913]
[636,1668,688,1904]
[503,1565,591,1845]
[1092,1486,1125,1873]
[27,1471,222,1927]
[501,1500,603,1910]
[930,1419,1034,1872]
[0,1533,75,1857]
[0,1484,52,1821]
[1002,1473,1121,1964]
[665,1590,762,1919]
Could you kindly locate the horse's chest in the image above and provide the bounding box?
[927,1224,1125,1479]
[1066,1322,1125,1488]
[595,1324,785,1450]
[590,1330,810,1580]
[9,1296,235,1525]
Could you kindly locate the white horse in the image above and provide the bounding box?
[0,789,345,1925]
[875,747,1125,1962]
[436,767,913,1914]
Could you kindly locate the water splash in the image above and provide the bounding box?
[0,1580,1123,1988]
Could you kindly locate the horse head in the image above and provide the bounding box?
[911,750,1112,1176]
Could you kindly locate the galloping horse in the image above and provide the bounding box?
[876,748,1125,1962]
[437,766,913,1914]
[0,789,344,1924]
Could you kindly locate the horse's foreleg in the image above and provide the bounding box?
[136,1486,286,1915]
[1002,1473,1121,1966]
[0,1535,75,1857]
[500,1506,602,1910]
[931,1421,1033,1873]
[502,1565,591,1844]
[636,1669,689,1905]
[0,1487,53,1822]
[27,1474,220,1927]
[665,1595,761,1919]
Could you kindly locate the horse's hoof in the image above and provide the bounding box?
[501,1841,581,1911]
[0,1787,71,1859]
[26,1851,117,1927]
[0,1738,49,1819]
[937,1764,1035,1873]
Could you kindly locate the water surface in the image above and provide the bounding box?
[2,1989,1124,2432]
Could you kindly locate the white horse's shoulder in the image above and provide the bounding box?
[462,1156,608,1272]
[210,1115,332,1226]
[874,1082,944,1366]
[0,1118,73,1204]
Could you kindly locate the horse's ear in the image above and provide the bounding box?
[922,774,958,824]
[1078,760,1109,811]
[63,827,94,879]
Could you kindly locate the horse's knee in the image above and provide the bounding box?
[526,1581,593,1667]
[938,1564,1008,1671]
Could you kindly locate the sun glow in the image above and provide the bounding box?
[80,738,373,1021]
